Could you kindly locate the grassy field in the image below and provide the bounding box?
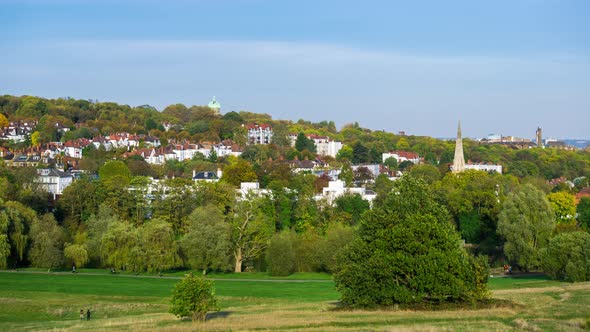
[1,271,589,331]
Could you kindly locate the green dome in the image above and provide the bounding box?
[208,96,221,110]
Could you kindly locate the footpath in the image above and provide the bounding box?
[0,269,333,283]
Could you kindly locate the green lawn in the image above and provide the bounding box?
[1,271,588,331]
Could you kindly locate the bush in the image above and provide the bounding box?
[333,176,489,308]
[541,231,590,282]
[170,274,219,321]
[266,231,297,276]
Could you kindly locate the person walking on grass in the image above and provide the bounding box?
[86,309,91,321]
[79,309,84,321]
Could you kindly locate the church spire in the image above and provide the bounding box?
[452,121,465,173]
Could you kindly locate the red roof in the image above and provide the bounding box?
[388,151,419,159]
[247,124,272,129]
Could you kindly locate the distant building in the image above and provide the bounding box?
[237,182,270,199]
[288,134,343,157]
[316,180,377,205]
[247,124,273,145]
[208,96,221,115]
[382,151,420,164]
[464,161,503,174]
[192,169,220,182]
[536,127,542,147]
[0,120,37,143]
[36,168,74,198]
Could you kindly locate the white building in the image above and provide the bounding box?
[450,162,503,174]
[316,180,377,205]
[36,168,74,198]
[63,138,92,158]
[351,164,381,179]
[247,124,273,145]
[382,151,420,164]
[236,182,270,199]
[288,134,343,158]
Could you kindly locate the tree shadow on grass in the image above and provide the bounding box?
[206,311,232,321]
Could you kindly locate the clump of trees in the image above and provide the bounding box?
[333,176,489,308]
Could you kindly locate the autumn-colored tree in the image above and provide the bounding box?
[0,113,9,128]
[221,157,257,187]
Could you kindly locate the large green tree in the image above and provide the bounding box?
[230,197,274,272]
[181,205,231,273]
[334,176,489,307]
[541,231,590,282]
[497,184,556,271]
[28,214,65,269]
[136,219,180,273]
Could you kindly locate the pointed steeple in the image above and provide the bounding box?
[452,121,465,173]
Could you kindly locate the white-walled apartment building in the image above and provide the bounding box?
[247,124,273,145]
[288,134,343,158]
[308,134,343,158]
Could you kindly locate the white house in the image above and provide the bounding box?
[382,151,420,164]
[316,180,377,205]
[236,182,270,199]
[63,138,92,158]
[36,168,74,198]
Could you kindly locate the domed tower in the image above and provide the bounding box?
[208,96,221,115]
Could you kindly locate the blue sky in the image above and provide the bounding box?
[1,0,588,138]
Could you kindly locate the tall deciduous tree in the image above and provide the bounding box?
[101,222,138,270]
[498,184,556,271]
[137,219,180,273]
[28,214,65,269]
[2,201,37,266]
[230,197,274,272]
[221,157,257,187]
[181,205,231,273]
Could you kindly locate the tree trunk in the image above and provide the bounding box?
[234,249,242,273]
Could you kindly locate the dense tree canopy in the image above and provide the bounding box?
[498,184,556,271]
[334,176,489,307]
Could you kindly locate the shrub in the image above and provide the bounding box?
[333,176,489,308]
[170,274,218,321]
[540,231,590,282]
